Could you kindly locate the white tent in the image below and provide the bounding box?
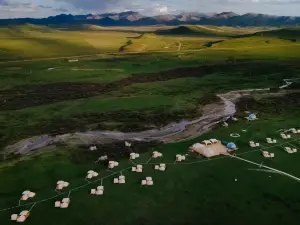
[147,180,154,186]
[136,168,143,173]
[20,195,29,201]
[130,153,136,160]
[56,184,63,190]
[60,202,69,208]
[28,192,36,198]
[17,215,26,222]
[20,211,29,217]
[92,172,98,177]
[96,190,104,195]
[119,179,126,184]
[86,173,93,179]
[55,201,61,207]
[125,141,131,147]
[152,152,158,158]
[22,190,30,195]
[11,214,18,221]
[62,198,70,203]
[159,166,166,171]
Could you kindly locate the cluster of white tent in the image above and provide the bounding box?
[11,210,30,222]
[154,163,166,171]
[129,152,140,160]
[262,151,275,158]
[249,141,260,148]
[176,154,186,162]
[284,147,297,154]
[55,198,70,209]
[56,181,69,190]
[141,177,154,186]
[266,138,277,144]
[89,146,97,151]
[152,151,163,158]
[113,175,126,184]
[108,161,119,169]
[90,186,104,195]
[20,190,36,201]
[132,164,143,172]
[281,133,291,139]
[86,170,99,179]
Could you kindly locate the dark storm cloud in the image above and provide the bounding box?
[0,0,9,5]
[55,0,130,10]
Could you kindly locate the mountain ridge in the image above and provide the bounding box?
[1,11,300,27]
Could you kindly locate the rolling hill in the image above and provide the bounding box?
[254,27,300,39]
[155,25,263,37]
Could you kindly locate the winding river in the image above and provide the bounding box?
[5,88,273,155]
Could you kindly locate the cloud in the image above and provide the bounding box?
[0,1,60,18]
[212,0,300,4]
[0,0,9,5]
[2,0,300,18]
[55,0,130,10]
[55,7,68,12]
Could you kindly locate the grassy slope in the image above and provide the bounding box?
[251,26,300,39]
[155,25,263,37]
[0,25,138,60]
[0,24,267,60]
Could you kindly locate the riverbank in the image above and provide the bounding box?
[4,88,276,156]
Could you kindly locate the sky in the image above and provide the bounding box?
[1,0,300,19]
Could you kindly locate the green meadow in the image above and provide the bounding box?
[0,24,300,225]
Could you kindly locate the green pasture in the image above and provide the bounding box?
[0,109,300,225]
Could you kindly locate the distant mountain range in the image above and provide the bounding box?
[1,11,300,27]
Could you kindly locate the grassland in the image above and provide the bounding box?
[0,94,300,225]
[0,24,300,225]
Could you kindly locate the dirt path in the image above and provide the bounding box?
[177,40,182,51]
